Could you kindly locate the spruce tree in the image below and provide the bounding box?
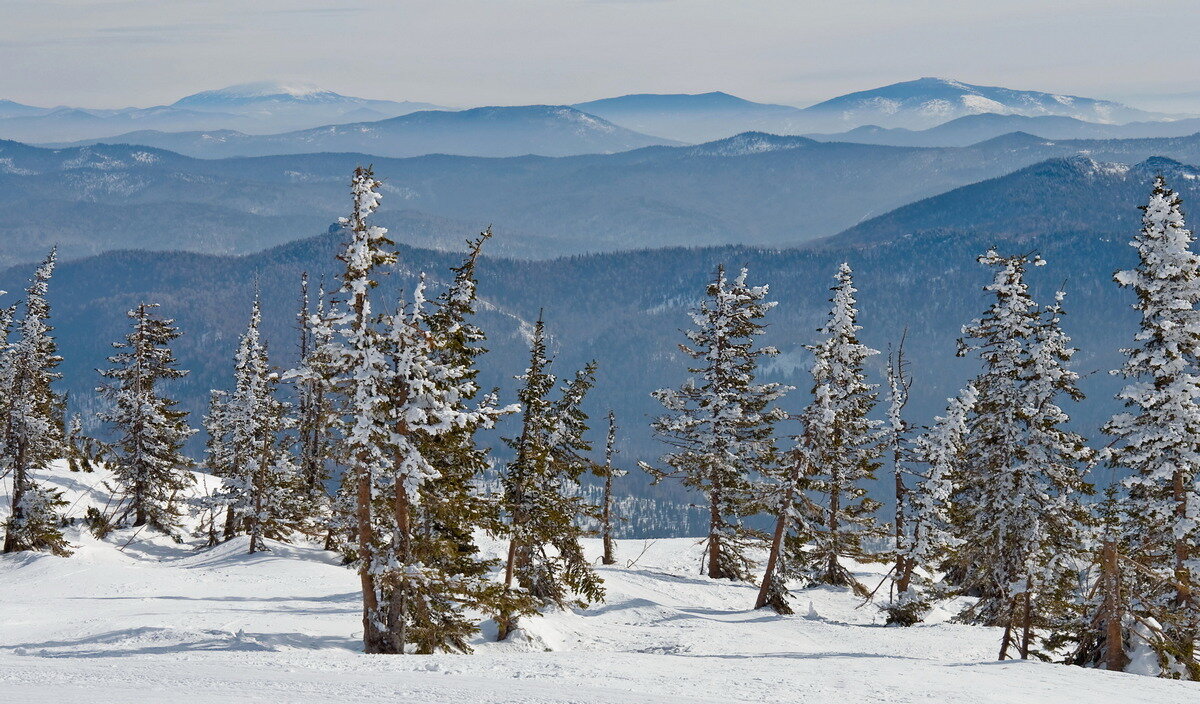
[645,266,788,581]
[291,273,337,539]
[797,263,884,594]
[97,302,196,535]
[207,297,300,553]
[498,317,603,639]
[1102,176,1200,678]
[410,229,514,653]
[954,252,1093,662]
[2,249,70,555]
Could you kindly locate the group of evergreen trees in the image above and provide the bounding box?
[644,175,1200,678]
[5,166,1200,677]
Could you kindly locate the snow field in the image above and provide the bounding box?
[0,463,1194,703]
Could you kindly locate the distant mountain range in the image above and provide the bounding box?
[574,78,1173,142]
[55,106,679,159]
[808,113,1200,148]
[4,78,1184,153]
[0,82,445,143]
[10,130,1200,266]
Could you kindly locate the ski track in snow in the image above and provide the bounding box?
[0,463,1194,703]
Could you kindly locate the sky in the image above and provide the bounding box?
[3,0,1200,111]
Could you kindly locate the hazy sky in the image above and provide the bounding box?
[4,0,1199,111]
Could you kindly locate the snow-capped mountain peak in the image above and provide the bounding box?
[799,77,1160,130]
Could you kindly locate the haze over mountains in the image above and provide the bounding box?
[10,129,1200,266]
[0,82,445,143]
[4,77,1189,158]
[57,106,678,159]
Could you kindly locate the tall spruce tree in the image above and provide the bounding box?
[645,266,788,581]
[954,251,1093,661]
[410,229,515,653]
[291,274,337,540]
[498,317,602,640]
[207,297,301,554]
[1102,176,1200,678]
[2,249,69,555]
[797,263,884,594]
[97,303,195,535]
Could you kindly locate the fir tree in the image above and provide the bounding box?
[797,263,884,594]
[207,297,300,554]
[410,229,514,653]
[291,273,337,539]
[2,249,70,555]
[97,302,196,535]
[1102,176,1200,678]
[498,317,603,639]
[644,266,788,581]
[954,251,1093,662]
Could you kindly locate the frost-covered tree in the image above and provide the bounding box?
[797,263,884,594]
[207,297,300,554]
[498,317,602,639]
[954,252,1093,661]
[1102,176,1200,678]
[755,444,820,614]
[884,386,976,626]
[291,273,338,539]
[2,249,70,555]
[408,229,514,653]
[97,302,195,535]
[645,266,788,581]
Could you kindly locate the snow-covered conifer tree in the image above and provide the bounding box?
[409,229,514,653]
[797,263,884,594]
[97,302,195,535]
[2,249,70,555]
[291,273,337,538]
[498,317,603,639]
[954,252,1093,661]
[207,297,300,554]
[645,266,788,581]
[1102,176,1200,678]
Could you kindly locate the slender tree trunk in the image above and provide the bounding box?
[999,600,1015,661]
[222,505,237,541]
[1100,540,1129,672]
[1019,590,1033,660]
[497,537,519,640]
[825,481,841,583]
[386,477,412,653]
[4,438,31,553]
[601,472,616,566]
[893,461,910,598]
[355,458,391,654]
[708,487,723,579]
[755,485,794,610]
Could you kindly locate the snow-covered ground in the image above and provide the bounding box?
[0,463,1194,703]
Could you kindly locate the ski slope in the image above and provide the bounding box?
[0,463,1193,703]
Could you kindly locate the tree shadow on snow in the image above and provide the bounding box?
[7,626,360,657]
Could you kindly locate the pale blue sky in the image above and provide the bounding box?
[2,0,1197,111]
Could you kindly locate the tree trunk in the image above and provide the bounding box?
[385,476,412,654]
[707,487,723,579]
[824,482,841,583]
[355,459,392,654]
[601,472,616,566]
[3,440,30,553]
[497,537,519,640]
[1101,540,1129,672]
[1019,590,1033,660]
[755,484,794,611]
